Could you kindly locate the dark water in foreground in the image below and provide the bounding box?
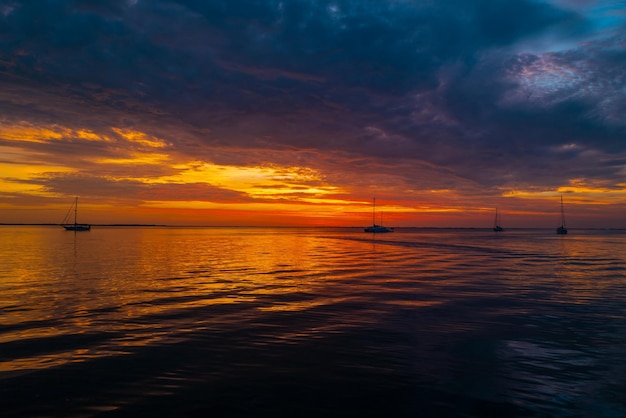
[1,226,626,417]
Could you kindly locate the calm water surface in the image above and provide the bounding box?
[1,226,625,417]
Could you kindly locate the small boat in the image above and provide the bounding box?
[556,194,567,235]
[364,197,393,233]
[62,197,91,231]
[493,208,503,232]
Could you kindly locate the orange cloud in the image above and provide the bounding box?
[0,122,110,143]
[503,179,626,205]
[111,128,168,148]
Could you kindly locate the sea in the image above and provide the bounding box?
[1,226,625,417]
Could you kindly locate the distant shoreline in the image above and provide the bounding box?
[0,224,624,231]
[0,223,161,227]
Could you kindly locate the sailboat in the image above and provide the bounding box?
[364,197,394,233]
[493,208,504,232]
[62,197,91,231]
[556,194,567,235]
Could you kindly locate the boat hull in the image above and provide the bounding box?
[364,226,394,233]
[556,226,567,235]
[64,225,91,231]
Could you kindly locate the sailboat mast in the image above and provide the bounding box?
[74,197,78,226]
[560,195,566,228]
[372,197,376,225]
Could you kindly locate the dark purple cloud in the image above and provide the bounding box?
[1,0,625,203]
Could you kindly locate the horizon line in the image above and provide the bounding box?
[1,223,625,231]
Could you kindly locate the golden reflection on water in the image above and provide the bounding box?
[0,227,352,372]
[1,226,625,379]
[553,234,626,305]
[258,296,354,312]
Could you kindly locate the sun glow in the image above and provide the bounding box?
[0,159,76,196]
[130,161,344,201]
[2,119,624,227]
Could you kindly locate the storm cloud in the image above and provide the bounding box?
[1,0,625,226]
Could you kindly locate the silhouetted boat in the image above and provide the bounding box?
[493,208,503,232]
[62,197,91,231]
[556,195,567,235]
[364,198,393,233]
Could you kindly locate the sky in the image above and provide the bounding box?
[1,0,625,227]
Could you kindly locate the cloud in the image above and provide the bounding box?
[1,0,625,225]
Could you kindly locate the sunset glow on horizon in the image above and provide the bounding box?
[1,1,625,228]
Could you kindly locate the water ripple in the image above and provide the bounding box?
[1,227,625,417]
